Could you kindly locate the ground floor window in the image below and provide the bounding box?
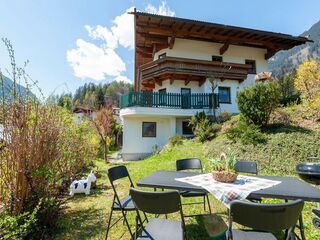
[218,87,231,104]
[182,121,193,135]
[142,122,156,137]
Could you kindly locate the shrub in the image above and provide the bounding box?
[0,201,40,240]
[277,73,301,106]
[294,59,320,102]
[189,112,219,142]
[226,120,266,145]
[168,134,183,147]
[218,111,232,123]
[194,118,215,143]
[237,81,280,127]
[0,39,99,237]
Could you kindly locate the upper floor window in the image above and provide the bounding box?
[212,55,223,62]
[245,60,256,74]
[158,53,166,59]
[218,87,231,104]
[142,122,156,137]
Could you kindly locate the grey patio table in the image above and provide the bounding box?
[137,170,320,240]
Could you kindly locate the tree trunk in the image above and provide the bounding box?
[103,140,108,163]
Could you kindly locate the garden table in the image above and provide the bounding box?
[137,170,320,240]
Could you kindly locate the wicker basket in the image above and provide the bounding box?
[212,170,238,183]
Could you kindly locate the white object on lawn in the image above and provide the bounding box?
[69,171,97,197]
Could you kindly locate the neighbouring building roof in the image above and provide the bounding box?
[73,107,96,114]
[131,10,312,90]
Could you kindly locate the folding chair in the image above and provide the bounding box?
[227,199,304,240]
[106,165,145,240]
[176,158,211,216]
[130,187,186,240]
[234,160,261,202]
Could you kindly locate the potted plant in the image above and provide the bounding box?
[209,148,238,183]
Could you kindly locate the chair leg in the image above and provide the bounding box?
[206,194,212,214]
[203,195,206,211]
[105,208,113,240]
[120,209,134,239]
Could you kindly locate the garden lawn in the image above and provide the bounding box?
[55,133,320,239]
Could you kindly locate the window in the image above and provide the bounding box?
[245,60,256,74]
[218,87,231,104]
[182,121,193,135]
[212,55,223,62]
[142,122,156,137]
[158,53,166,59]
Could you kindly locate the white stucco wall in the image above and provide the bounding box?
[122,116,176,160]
[154,38,268,72]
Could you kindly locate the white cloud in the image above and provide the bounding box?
[115,75,132,83]
[145,1,175,16]
[66,39,125,81]
[67,2,175,82]
[111,7,135,50]
[85,25,118,49]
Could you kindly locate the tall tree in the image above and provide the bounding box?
[92,108,113,162]
[295,59,320,101]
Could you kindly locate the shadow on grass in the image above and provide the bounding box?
[56,207,106,240]
[264,124,312,134]
[186,216,210,240]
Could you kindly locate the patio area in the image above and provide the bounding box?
[54,141,320,240]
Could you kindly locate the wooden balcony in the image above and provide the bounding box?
[120,91,219,109]
[139,56,251,90]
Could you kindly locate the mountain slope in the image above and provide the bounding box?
[0,75,33,100]
[268,20,320,76]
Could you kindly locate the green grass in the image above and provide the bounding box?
[55,133,320,239]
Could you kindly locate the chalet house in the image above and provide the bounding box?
[73,107,97,124]
[119,10,310,161]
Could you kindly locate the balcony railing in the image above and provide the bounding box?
[120,91,219,109]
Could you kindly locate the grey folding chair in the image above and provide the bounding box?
[227,199,304,240]
[234,160,258,175]
[176,158,212,216]
[106,165,145,240]
[130,187,186,240]
[234,160,261,202]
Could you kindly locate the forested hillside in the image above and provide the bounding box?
[54,81,133,110]
[269,20,320,76]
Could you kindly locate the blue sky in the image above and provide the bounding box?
[0,0,319,97]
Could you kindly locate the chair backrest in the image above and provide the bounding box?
[230,199,304,232]
[234,160,258,175]
[107,165,133,186]
[176,158,203,172]
[130,187,182,215]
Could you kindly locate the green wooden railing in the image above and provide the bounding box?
[120,91,219,109]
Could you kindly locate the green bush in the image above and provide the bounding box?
[0,201,40,240]
[194,118,215,143]
[189,112,219,143]
[237,82,280,127]
[226,120,266,145]
[168,134,183,147]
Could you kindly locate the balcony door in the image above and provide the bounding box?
[158,88,167,106]
[181,88,191,109]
